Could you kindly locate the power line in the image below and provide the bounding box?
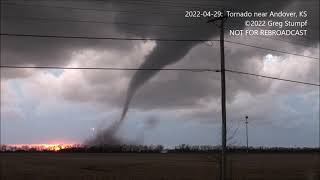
[116,0,228,8]
[2,1,237,16]
[3,15,318,45]
[8,0,308,14]
[225,23,319,45]
[3,1,319,33]
[4,0,228,8]
[8,0,317,18]
[3,16,318,49]
[112,0,320,12]
[1,0,227,10]
[249,36,318,49]
[225,23,319,43]
[3,21,209,38]
[105,0,217,9]
[97,0,320,7]
[2,16,202,29]
[1,33,319,60]
[224,40,319,60]
[107,0,231,10]
[1,65,319,87]
[1,0,275,18]
[1,2,230,21]
[3,17,315,49]
[0,33,216,42]
[1,2,182,16]
[224,69,320,87]
[0,33,217,45]
[0,65,215,72]
[5,0,317,6]
[3,20,204,36]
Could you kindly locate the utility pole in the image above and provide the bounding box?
[219,15,227,180]
[245,116,249,152]
[208,12,227,180]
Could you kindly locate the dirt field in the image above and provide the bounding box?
[0,153,319,180]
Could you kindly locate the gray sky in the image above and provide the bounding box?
[0,0,319,147]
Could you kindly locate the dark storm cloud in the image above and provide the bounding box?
[109,0,319,120]
[0,0,136,69]
[1,0,318,110]
[2,0,318,67]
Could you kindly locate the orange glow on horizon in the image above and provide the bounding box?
[4,143,77,151]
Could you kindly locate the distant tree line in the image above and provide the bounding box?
[171,144,221,153]
[0,144,164,153]
[0,144,318,153]
[60,144,164,153]
[169,144,319,153]
[226,146,320,153]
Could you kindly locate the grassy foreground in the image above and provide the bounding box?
[1,153,319,180]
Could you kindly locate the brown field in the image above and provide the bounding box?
[0,153,319,180]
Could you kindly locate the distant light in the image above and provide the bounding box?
[264,54,275,63]
[266,54,273,60]
[90,128,95,132]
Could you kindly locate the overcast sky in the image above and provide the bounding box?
[0,0,319,147]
